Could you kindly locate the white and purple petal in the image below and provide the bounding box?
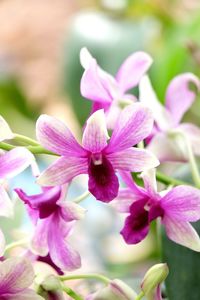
[107,147,159,172]
[116,52,153,93]
[37,156,88,186]
[165,73,200,126]
[163,215,200,251]
[0,116,14,141]
[36,114,86,157]
[107,103,154,152]
[0,148,34,180]
[82,109,109,153]
[0,186,13,218]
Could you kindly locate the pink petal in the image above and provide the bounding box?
[163,215,200,251]
[0,258,34,293]
[59,201,86,221]
[0,116,14,141]
[139,76,173,131]
[80,57,114,103]
[36,114,86,157]
[161,186,200,222]
[0,148,34,180]
[141,169,158,197]
[107,103,154,152]
[178,123,200,156]
[107,147,159,172]
[147,132,188,162]
[48,214,81,271]
[165,73,200,126]
[116,52,153,93]
[110,188,135,213]
[31,219,49,256]
[120,171,146,196]
[82,109,109,153]
[0,186,13,218]
[37,156,88,186]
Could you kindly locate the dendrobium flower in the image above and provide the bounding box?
[80,47,152,128]
[0,257,43,299]
[116,170,200,251]
[36,104,159,202]
[139,74,200,162]
[15,184,85,271]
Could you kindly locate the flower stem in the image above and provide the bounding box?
[73,191,91,203]
[13,134,39,146]
[135,291,145,300]
[62,284,83,300]
[156,170,190,186]
[59,273,110,285]
[0,142,57,156]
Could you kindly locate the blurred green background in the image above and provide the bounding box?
[1,0,200,299]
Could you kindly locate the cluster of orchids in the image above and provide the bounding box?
[0,47,200,299]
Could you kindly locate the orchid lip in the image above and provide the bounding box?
[91,153,103,165]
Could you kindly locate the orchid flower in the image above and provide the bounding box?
[0,257,43,299]
[114,170,200,251]
[36,104,159,202]
[15,184,85,271]
[139,74,200,162]
[80,47,152,128]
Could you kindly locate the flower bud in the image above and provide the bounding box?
[87,279,137,300]
[38,275,64,300]
[141,263,169,299]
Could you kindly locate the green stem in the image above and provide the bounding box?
[156,170,190,186]
[13,134,39,146]
[135,291,145,300]
[59,273,110,285]
[5,238,29,252]
[0,142,57,156]
[62,285,83,300]
[73,191,91,203]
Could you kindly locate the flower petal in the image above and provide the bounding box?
[0,186,13,218]
[88,155,119,202]
[139,76,173,131]
[82,109,109,152]
[0,116,14,141]
[80,57,114,103]
[147,132,188,162]
[178,123,200,156]
[107,148,159,172]
[163,215,200,251]
[0,229,5,257]
[59,201,86,221]
[15,186,61,219]
[107,103,154,152]
[37,157,88,186]
[5,289,44,300]
[48,214,81,271]
[0,258,34,293]
[141,169,158,197]
[165,73,200,126]
[120,199,149,244]
[31,219,49,256]
[116,52,153,93]
[0,148,34,180]
[36,114,86,157]
[161,186,200,222]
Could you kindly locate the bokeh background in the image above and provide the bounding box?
[1,0,200,298]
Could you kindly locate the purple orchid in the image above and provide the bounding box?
[139,74,200,162]
[114,170,200,251]
[15,184,85,271]
[0,257,43,299]
[80,47,152,128]
[35,104,159,202]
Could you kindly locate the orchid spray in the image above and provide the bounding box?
[0,48,200,299]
